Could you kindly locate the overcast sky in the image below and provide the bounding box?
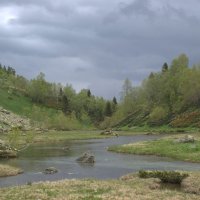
[0,0,200,99]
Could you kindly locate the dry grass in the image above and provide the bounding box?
[0,174,200,200]
[182,172,200,195]
[0,164,23,177]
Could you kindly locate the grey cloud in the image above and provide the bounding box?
[119,0,155,17]
[0,0,200,98]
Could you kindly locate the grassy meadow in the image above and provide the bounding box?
[0,172,200,200]
[108,133,200,162]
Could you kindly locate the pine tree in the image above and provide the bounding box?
[162,62,168,73]
[105,101,112,117]
[87,89,91,97]
[112,96,117,105]
[62,95,70,115]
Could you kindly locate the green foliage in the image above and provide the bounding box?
[105,101,112,117]
[162,62,168,73]
[7,129,20,148]
[138,170,188,184]
[148,106,169,126]
[107,53,200,129]
[28,72,51,103]
[0,64,110,128]
[2,53,200,130]
[47,111,82,130]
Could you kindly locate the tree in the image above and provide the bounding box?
[87,89,91,97]
[121,78,133,100]
[28,72,51,103]
[59,87,63,97]
[162,62,168,73]
[170,54,189,74]
[112,97,117,105]
[105,101,112,117]
[112,96,118,113]
[62,95,70,115]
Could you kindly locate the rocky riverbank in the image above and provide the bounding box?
[0,139,17,158]
[0,107,31,133]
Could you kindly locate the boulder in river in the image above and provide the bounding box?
[100,129,118,137]
[62,146,70,151]
[100,129,113,135]
[43,167,58,174]
[76,152,95,163]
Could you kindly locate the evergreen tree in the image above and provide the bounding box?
[62,95,70,115]
[87,89,91,97]
[162,62,168,73]
[105,101,112,117]
[112,96,117,105]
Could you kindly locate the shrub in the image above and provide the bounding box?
[170,111,200,127]
[139,170,189,184]
[148,106,169,126]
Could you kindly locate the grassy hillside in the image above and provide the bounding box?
[0,88,33,115]
[0,88,84,130]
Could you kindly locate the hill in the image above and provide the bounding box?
[101,54,200,131]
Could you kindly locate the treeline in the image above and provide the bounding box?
[104,54,200,128]
[0,65,117,128]
[2,53,200,130]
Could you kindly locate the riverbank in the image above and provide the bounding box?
[0,164,23,177]
[0,171,199,200]
[0,130,113,147]
[108,133,200,162]
[0,128,198,156]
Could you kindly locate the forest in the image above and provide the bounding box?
[1,53,200,130]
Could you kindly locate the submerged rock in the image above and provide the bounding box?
[43,167,58,174]
[76,152,95,163]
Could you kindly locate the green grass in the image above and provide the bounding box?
[108,134,200,162]
[33,130,112,143]
[0,130,112,148]
[0,88,58,118]
[116,125,199,134]
[0,88,33,115]
[0,88,90,130]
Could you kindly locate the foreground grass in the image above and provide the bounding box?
[108,133,200,162]
[0,173,199,200]
[0,164,22,177]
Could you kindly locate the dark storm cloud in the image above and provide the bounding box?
[0,0,200,98]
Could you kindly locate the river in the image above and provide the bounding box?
[0,135,200,187]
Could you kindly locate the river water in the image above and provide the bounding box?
[0,135,200,187]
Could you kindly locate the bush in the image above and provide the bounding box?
[170,111,200,127]
[46,111,82,130]
[139,170,188,184]
[148,106,169,126]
